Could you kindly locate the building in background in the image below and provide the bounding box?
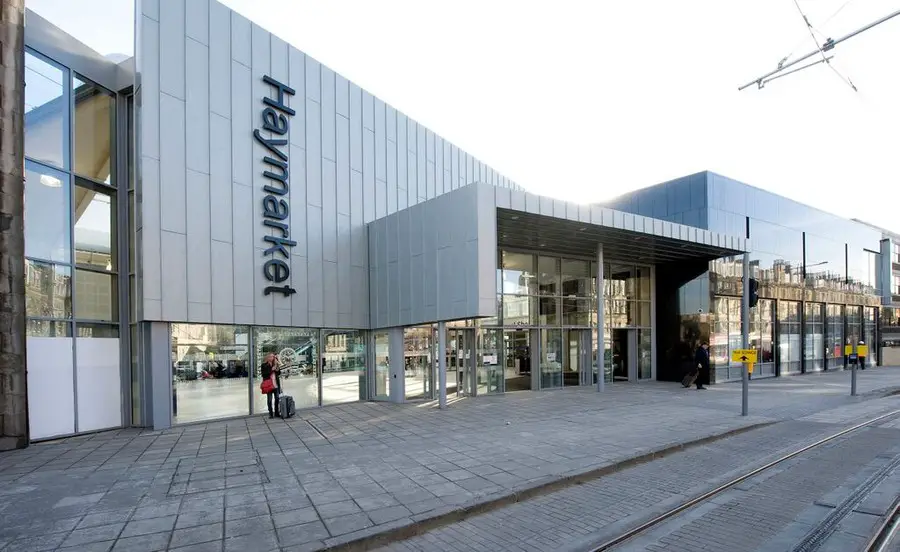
[16,0,893,442]
[607,172,884,383]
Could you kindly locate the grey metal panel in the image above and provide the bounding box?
[350,171,365,267]
[321,66,336,162]
[159,93,186,233]
[290,255,309,326]
[185,38,210,175]
[306,99,322,207]
[230,61,252,186]
[186,170,212,306]
[232,184,254,308]
[337,214,352,315]
[374,99,386,182]
[435,136,444,196]
[362,90,374,131]
[322,160,337,263]
[141,157,162,304]
[416,123,426,200]
[230,11,251,67]
[142,0,160,20]
[335,74,349,118]
[185,0,209,44]
[139,16,160,161]
[159,0,185,99]
[387,128,397,215]
[323,262,338,327]
[208,1,230,118]
[160,231,188,321]
[307,205,324,313]
[305,56,320,102]
[288,48,305,148]
[253,243,274,325]
[363,129,375,222]
[188,302,212,323]
[336,115,351,216]
[349,83,362,172]
[274,308,291,327]
[210,240,234,323]
[209,114,232,244]
[289,144,307,257]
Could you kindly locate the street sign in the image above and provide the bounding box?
[845,344,853,356]
[858,345,868,357]
[747,362,754,374]
[731,349,758,363]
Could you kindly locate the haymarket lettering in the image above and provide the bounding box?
[256,75,297,297]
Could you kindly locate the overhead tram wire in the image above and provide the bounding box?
[779,0,855,68]
[791,0,858,91]
[739,7,900,91]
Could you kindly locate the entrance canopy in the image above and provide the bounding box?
[497,207,747,263]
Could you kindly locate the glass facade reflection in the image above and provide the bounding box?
[172,324,250,424]
[608,171,886,383]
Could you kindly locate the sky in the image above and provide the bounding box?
[25,0,900,233]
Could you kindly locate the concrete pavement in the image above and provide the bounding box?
[0,367,898,552]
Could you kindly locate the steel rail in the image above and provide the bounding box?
[864,495,900,552]
[587,408,900,551]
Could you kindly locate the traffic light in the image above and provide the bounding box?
[749,277,759,308]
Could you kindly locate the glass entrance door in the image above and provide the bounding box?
[563,329,590,386]
[611,328,637,382]
[446,328,475,397]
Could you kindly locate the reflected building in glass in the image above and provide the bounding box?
[607,171,886,383]
[14,2,895,442]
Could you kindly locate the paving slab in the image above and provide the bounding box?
[1,367,899,551]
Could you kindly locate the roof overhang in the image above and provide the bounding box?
[497,207,747,264]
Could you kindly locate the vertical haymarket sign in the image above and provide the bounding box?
[255,75,297,297]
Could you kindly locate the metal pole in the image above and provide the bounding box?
[596,244,605,392]
[851,344,857,397]
[741,253,750,416]
[438,321,447,409]
[738,8,900,90]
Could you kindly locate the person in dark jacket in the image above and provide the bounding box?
[260,353,282,418]
[694,342,710,390]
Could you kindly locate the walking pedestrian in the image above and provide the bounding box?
[694,342,710,390]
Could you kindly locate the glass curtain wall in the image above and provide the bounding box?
[804,303,825,372]
[711,297,742,381]
[826,305,845,369]
[864,307,877,367]
[254,327,319,412]
[23,48,122,439]
[752,299,776,378]
[778,301,802,374]
[847,306,863,353]
[373,331,390,399]
[172,324,250,424]
[322,330,366,405]
[405,326,434,400]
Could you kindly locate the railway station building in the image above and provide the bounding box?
[16,0,888,441]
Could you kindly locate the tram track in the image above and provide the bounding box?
[864,496,900,552]
[587,408,900,552]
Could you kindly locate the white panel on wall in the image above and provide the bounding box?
[27,337,74,440]
[416,123,426,200]
[374,99,386,183]
[75,338,122,433]
[141,157,162,304]
[307,204,323,313]
[349,84,362,172]
[387,136,397,215]
[185,38,210,174]
[290,254,309,326]
[305,56,321,102]
[335,74,349,118]
[323,261,338,327]
[159,93,186,233]
[337,213,352,314]
[362,90,374,131]
[142,0,159,20]
[289,144,307,257]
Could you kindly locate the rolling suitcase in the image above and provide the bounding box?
[279,394,295,419]
[682,364,699,388]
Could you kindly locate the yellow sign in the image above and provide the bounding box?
[845,344,853,356]
[747,363,754,374]
[731,349,758,363]
[858,345,869,357]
